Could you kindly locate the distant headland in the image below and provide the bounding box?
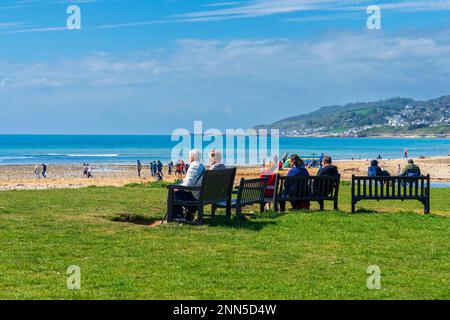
[255,95,450,138]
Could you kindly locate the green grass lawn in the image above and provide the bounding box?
[0,183,449,300]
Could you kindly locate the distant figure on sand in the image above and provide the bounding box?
[34,165,40,179]
[155,171,163,181]
[137,160,142,178]
[152,161,157,177]
[41,164,47,178]
[176,161,183,179]
[168,161,173,175]
[83,163,88,177]
[317,156,339,177]
[157,160,164,177]
[404,148,408,159]
[401,159,421,177]
[87,164,93,178]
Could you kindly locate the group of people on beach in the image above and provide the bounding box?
[137,160,166,181]
[135,159,192,181]
[82,163,93,178]
[33,163,47,179]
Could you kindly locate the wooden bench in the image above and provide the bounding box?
[272,174,341,212]
[351,175,430,214]
[166,167,237,224]
[212,177,269,216]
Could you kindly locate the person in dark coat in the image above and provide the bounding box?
[317,156,339,177]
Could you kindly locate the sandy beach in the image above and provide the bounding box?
[0,156,449,191]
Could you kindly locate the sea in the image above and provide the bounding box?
[0,135,449,165]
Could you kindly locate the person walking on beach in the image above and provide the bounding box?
[168,161,173,175]
[155,171,163,182]
[403,148,408,159]
[153,161,158,177]
[34,164,40,179]
[181,161,186,175]
[41,163,47,178]
[176,161,182,179]
[87,164,93,178]
[137,160,142,178]
[82,163,88,177]
[157,160,164,177]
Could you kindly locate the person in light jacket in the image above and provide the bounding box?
[173,149,205,221]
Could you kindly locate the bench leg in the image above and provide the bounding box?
[351,199,356,213]
[334,199,338,211]
[211,204,216,218]
[260,202,265,213]
[167,189,174,222]
[280,201,286,213]
[236,205,242,216]
[319,200,324,211]
[197,205,204,225]
[226,198,232,219]
[425,199,430,214]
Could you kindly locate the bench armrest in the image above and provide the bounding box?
[166,184,201,191]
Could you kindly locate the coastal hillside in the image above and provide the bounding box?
[256,95,450,137]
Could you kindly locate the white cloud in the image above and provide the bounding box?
[1,31,449,93]
[1,31,449,132]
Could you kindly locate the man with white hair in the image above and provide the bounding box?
[209,149,227,170]
[173,149,205,221]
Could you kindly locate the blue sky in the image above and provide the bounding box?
[1,0,449,134]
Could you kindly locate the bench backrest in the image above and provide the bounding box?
[236,177,269,206]
[199,168,237,204]
[274,174,340,201]
[351,175,430,199]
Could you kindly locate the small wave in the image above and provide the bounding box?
[66,154,120,157]
[44,153,120,157]
[0,156,33,160]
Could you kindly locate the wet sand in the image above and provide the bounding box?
[0,157,449,191]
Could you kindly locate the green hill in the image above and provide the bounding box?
[256,95,450,137]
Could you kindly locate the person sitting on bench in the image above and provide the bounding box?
[317,155,339,177]
[173,149,205,221]
[282,154,310,210]
[208,150,227,170]
[401,159,421,177]
[368,160,390,177]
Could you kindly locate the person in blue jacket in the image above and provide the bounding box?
[283,154,310,210]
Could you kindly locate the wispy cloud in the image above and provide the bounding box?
[92,0,450,30]
[173,0,450,22]
[3,0,450,32]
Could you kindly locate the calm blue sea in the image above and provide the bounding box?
[0,135,449,165]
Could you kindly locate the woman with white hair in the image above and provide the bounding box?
[209,149,227,170]
[173,149,205,221]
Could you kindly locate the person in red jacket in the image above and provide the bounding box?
[260,161,277,210]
